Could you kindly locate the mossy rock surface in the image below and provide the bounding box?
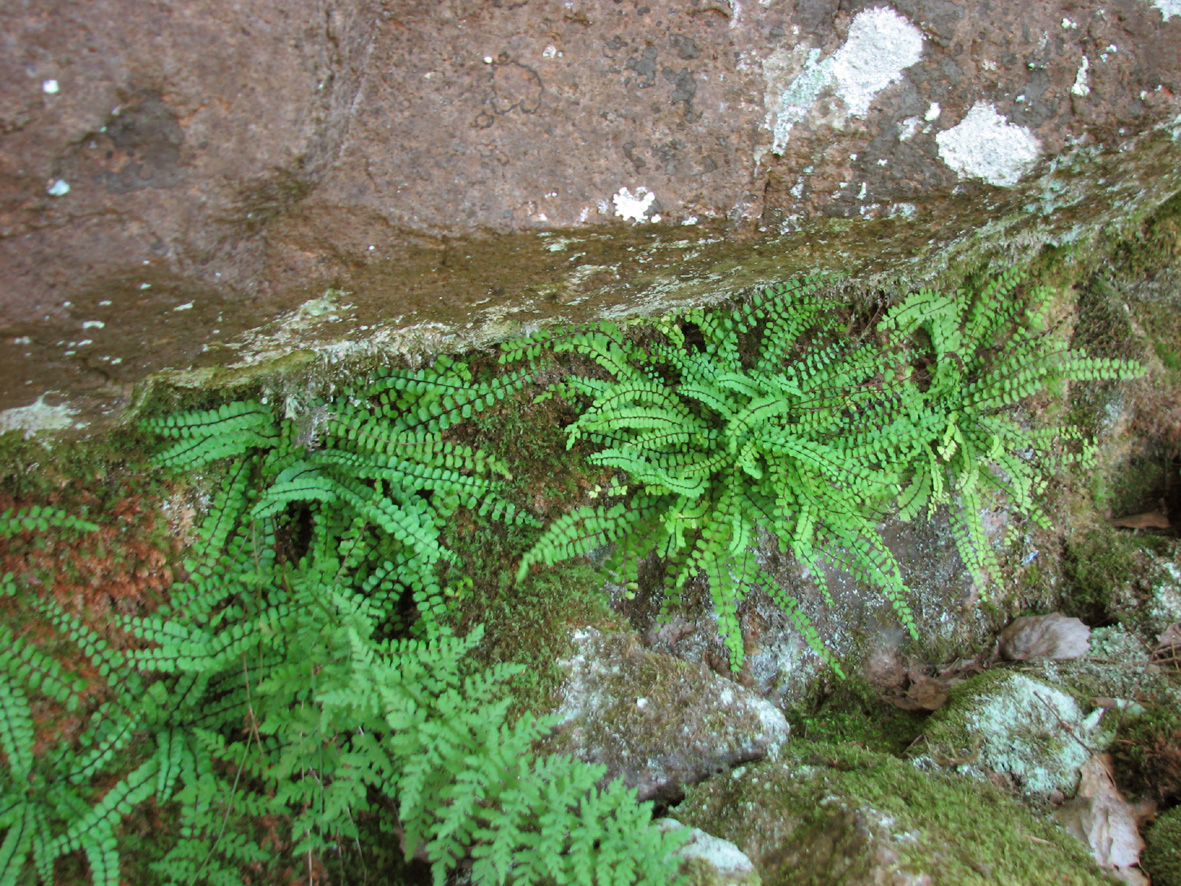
[538,627,790,802]
[911,669,1110,802]
[675,742,1115,886]
[1143,807,1181,886]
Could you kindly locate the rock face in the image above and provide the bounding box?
[3,0,1181,428]
[540,627,789,802]
[675,743,1114,886]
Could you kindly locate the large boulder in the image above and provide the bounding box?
[3,0,1181,429]
[675,742,1115,886]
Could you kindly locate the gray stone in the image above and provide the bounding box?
[911,670,1113,802]
[676,743,1114,886]
[657,819,761,886]
[539,626,789,802]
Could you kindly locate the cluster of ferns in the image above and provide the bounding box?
[0,273,1142,885]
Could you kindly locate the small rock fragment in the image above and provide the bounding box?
[657,820,761,886]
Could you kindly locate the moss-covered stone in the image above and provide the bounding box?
[1030,625,1177,710]
[538,627,790,802]
[675,743,1115,886]
[911,670,1112,803]
[1143,806,1181,886]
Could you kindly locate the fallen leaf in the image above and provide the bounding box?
[1053,755,1147,885]
[1110,511,1170,530]
[999,613,1091,661]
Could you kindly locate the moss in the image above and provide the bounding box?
[461,563,625,717]
[785,675,926,755]
[1143,806,1181,886]
[912,669,1108,803]
[676,743,1113,886]
[0,426,168,516]
[1062,527,1142,625]
[1111,699,1181,805]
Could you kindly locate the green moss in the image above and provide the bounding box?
[677,743,1113,886]
[462,563,624,717]
[1062,527,1142,624]
[1143,806,1181,886]
[0,426,166,510]
[785,675,925,755]
[912,670,1107,802]
[1111,699,1181,804]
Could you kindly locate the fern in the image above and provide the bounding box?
[514,274,1142,672]
[880,273,1144,592]
[1,354,685,886]
[513,278,913,671]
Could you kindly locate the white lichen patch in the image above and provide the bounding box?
[1147,559,1181,636]
[1071,56,1091,97]
[612,187,657,223]
[1147,0,1181,20]
[830,7,925,117]
[764,7,924,155]
[0,395,82,438]
[916,672,1108,799]
[935,102,1042,187]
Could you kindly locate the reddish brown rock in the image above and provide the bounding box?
[2,0,1180,429]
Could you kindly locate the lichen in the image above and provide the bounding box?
[676,743,1112,886]
[912,670,1112,801]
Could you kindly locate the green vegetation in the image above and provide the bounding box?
[0,268,1155,885]
[1143,806,1181,886]
[676,743,1114,886]
[786,676,926,754]
[508,273,1142,670]
[0,359,686,886]
[1111,698,1181,805]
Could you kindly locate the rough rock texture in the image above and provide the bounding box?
[625,512,999,705]
[3,0,1181,429]
[911,669,1114,801]
[675,743,1114,886]
[538,626,789,802]
[657,820,762,886]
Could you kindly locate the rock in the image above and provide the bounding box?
[3,1,1181,429]
[1032,625,1178,709]
[999,613,1092,661]
[911,670,1112,802]
[539,627,789,802]
[675,742,1114,886]
[1053,755,1147,886]
[1145,558,1181,640]
[657,820,761,886]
